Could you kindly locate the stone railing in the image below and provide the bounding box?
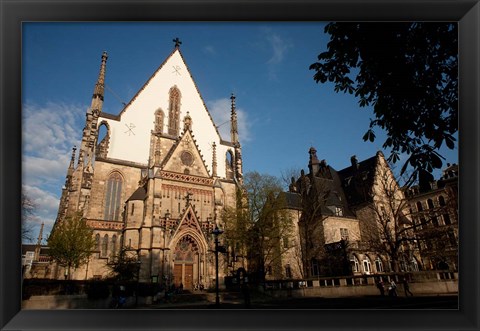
[260,271,458,298]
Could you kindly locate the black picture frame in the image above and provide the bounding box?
[1,1,478,330]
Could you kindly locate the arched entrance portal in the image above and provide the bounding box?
[173,235,201,290]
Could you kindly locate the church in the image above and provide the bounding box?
[54,39,243,289]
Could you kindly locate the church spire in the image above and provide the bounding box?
[230,93,238,144]
[34,222,44,261]
[91,51,108,112]
[79,51,108,174]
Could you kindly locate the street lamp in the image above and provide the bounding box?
[212,226,223,307]
[135,260,141,307]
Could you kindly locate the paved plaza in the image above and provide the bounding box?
[136,291,458,310]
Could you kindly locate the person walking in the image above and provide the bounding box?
[402,277,413,296]
[388,279,398,297]
[376,278,385,296]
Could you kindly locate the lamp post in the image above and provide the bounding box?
[212,226,223,307]
[135,260,141,307]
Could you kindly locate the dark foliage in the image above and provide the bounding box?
[310,22,457,183]
[86,281,110,300]
[107,247,140,282]
[47,212,96,279]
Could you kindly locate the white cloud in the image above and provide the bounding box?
[22,101,85,185]
[266,34,290,65]
[208,98,252,143]
[203,45,216,55]
[23,101,84,154]
[22,155,70,185]
[22,101,86,240]
[23,185,60,217]
[262,29,292,79]
[23,184,61,241]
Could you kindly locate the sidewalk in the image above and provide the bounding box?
[137,291,251,309]
[139,293,458,310]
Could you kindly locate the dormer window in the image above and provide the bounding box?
[328,205,343,216]
[335,206,343,216]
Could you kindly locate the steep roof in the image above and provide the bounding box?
[281,191,302,210]
[337,154,378,207]
[127,186,147,201]
[310,165,356,217]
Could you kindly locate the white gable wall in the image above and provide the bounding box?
[99,50,231,178]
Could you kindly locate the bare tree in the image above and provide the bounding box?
[21,193,36,242]
[295,169,331,278]
[408,186,458,271]
[222,172,296,281]
[361,162,420,272]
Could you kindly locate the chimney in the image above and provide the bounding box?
[308,147,320,175]
[351,155,359,170]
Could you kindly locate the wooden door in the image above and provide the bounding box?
[173,264,182,287]
[184,264,193,290]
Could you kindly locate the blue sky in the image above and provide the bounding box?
[22,22,458,242]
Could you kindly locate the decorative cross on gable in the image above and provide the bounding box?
[182,136,192,148]
[173,37,182,48]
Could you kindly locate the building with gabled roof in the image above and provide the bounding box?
[404,163,458,271]
[53,40,243,288]
[283,148,419,279]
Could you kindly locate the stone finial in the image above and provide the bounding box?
[183,111,192,131]
[212,142,217,177]
[69,146,77,170]
[230,93,238,144]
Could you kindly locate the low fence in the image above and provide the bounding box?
[22,279,162,309]
[22,271,458,309]
[260,271,458,298]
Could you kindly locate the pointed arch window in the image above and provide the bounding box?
[155,109,164,133]
[102,234,109,257]
[96,121,110,159]
[95,234,100,251]
[226,150,234,179]
[168,86,181,136]
[104,172,123,221]
[111,235,117,258]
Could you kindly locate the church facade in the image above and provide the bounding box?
[54,41,243,288]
